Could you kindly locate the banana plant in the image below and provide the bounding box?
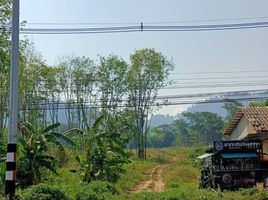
[68,113,130,183]
[17,122,74,188]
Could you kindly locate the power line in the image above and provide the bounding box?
[1,96,267,111]
[169,69,268,75]
[24,16,268,26]
[170,80,268,85]
[169,75,268,81]
[15,21,268,34]
[1,89,268,107]
[163,82,268,89]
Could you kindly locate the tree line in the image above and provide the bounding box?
[147,99,253,148]
[0,1,174,160]
[1,1,176,192]
[148,112,224,148]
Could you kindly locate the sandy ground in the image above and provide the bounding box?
[132,164,168,192]
[132,157,178,193]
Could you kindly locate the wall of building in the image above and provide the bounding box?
[262,139,268,154]
[230,116,249,140]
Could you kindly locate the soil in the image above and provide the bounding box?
[132,164,168,192]
[132,157,178,193]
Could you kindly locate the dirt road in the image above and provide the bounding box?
[132,164,168,193]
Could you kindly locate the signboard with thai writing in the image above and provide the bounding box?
[214,140,262,152]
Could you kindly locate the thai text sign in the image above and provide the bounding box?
[214,140,261,151]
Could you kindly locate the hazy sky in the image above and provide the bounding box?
[19,0,268,115]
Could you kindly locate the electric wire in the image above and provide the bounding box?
[1,96,267,111]
[25,16,268,26]
[8,21,268,34]
[1,89,268,107]
[169,69,268,75]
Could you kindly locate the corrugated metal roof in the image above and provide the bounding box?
[224,107,268,135]
[196,153,214,159]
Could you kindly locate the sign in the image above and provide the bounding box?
[214,140,262,151]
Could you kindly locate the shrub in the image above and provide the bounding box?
[75,189,98,200]
[75,190,113,200]
[75,182,114,200]
[86,181,115,194]
[114,192,186,200]
[20,184,69,200]
[240,187,259,196]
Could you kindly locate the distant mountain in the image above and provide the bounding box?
[150,114,174,127]
[186,91,268,117]
[187,102,227,117]
[150,91,268,127]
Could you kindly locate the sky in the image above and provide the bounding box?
[19,0,268,115]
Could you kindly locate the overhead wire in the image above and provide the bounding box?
[4,89,268,105]
[169,75,268,81]
[169,69,268,75]
[11,21,268,34]
[24,16,268,26]
[1,96,268,111]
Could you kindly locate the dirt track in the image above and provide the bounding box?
[132,164,168,193]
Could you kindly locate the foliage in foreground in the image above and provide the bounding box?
[69,113,130,183]
[17,122,74,188]
[18,184,268,200]
[20,184,69,200]
[2,148,268,199]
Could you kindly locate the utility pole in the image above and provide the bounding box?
[5,0,19,198]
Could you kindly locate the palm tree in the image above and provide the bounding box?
[17,122,74,188]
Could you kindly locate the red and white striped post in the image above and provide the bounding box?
[5,0,19,198]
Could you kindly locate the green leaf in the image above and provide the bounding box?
[41,123,60,134]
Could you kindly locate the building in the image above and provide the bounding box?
[224,107,268,153]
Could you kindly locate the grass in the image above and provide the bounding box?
[115,148,173,193]
[8,147,268,199]
[113,147,268,200]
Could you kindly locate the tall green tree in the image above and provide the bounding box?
[58,56,96,128]
[127,48,174,159]
[97,55,128,113]
[222,99,243,122]
[182,112,224,145]
[0,0,11,138]
[173,119,189,147]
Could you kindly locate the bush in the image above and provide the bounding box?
[114,192,186,200]
[240,187,259,196]
[86,181,115,193]
[75,190,113,200]
[20,184,69,200]
[75,181,114,200]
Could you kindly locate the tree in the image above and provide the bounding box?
[249,99,268,107]
[16,122,74,188]
[127,48,174,159]
[19,40,47,125]
[149,125,176,148]
[0,0,11,138]
[58,56,96,129]
[182,112,224,145]
[173,119,189,147]
[222,99,242,122]
[96,55,128,113]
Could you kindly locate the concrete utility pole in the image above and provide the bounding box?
[5,0,20,198]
